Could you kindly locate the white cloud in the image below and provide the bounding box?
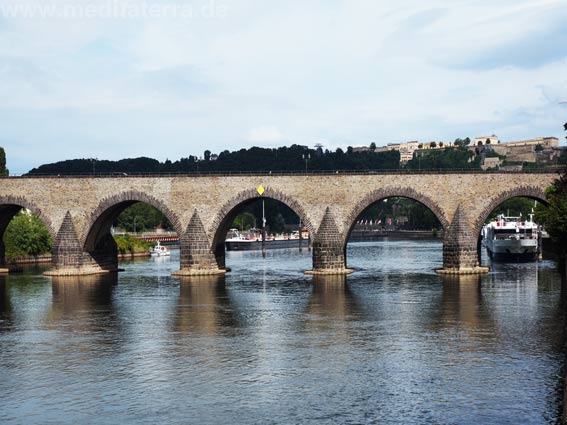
[246,126,286,144]
[0,0,566,173]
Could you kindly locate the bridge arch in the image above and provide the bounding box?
[209,187,315,270]
[82,190,183,252]
[472,185,548,239]
[344,187,449,241]
[0,195,55,267]
[0,195,55,238]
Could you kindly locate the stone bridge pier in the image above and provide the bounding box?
[0,173,555,277]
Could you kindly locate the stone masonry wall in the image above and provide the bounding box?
[0,172,556,275]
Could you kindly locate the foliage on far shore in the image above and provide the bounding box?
[116,202,172,232]
[536,168,567,259]
[4,212,52,259]
[486,197,536,222]
[536,123,567,266]
[114,234,151,255]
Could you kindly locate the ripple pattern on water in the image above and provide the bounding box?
[0,241,564,424]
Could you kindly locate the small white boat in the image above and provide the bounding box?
[150,241,171,257]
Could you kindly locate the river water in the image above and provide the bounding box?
[0,240,564,424]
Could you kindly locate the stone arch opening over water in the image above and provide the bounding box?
[343,188,448,271]
[473,186,548,266]
[80,191,182,273]
[0,196,55,268]
[208,188,315,272]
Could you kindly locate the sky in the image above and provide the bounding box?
[1,0,567,174]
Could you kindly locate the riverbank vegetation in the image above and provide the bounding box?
[115,203,172,232]
[357,197,441,231]
[2,210,152,260]
[4,212,52,260]
[486,197,537,222]
[114,234,151,255]
[536,168,567,274]
[535,123,567,275]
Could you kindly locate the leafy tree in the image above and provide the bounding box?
[535,169,567,263]
[204,150,211,161]
[114,234,150,255]
[418,143,423,149]
[0,147,8,176]
[115,202,172,232]
[487,197,536,221]
[357,197,441,230]
[370,142,376,151]
[439,142,444,148]
[4,212,52,258]
[406,146,480,170]
[485,138,491,145]
[271,213,286,233]
[464,137,471,146]
[536,121,567,272]
[430,142,437,148]
[535,144,543,152]
[232,212,256,231]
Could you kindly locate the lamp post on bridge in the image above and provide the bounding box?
[302,153,310,173]
[90,158,97,176]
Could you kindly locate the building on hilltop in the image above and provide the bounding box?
[469,136,561,169]
[473,136,500,146]
[398,141,419,163]
[472,136,559,164]
[481,157,501,170]
[366,141,421,164]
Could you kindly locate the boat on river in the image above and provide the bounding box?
[150,241,171,257]
[482,214,540,262]
[225,228,309,251]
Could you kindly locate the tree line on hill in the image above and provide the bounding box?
[27,145,401,175]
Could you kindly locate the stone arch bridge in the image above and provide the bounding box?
[0,172,556,276]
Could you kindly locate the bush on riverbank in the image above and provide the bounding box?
[114,234,151,255]
[4,212,52,260]
[536,168,567,274]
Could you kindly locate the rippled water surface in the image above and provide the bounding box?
[0,240,564,424]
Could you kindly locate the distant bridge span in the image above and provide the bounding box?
[0,171,557,276]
